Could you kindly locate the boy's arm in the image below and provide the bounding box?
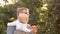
[7,23,15,26]
[7,21,17,26]
[22,27,32,32]
[22,24,33,32]
[16,24,32,32]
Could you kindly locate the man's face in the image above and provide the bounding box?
[18,9,27,14]
[18,9,29,15]
[22,9,27,14]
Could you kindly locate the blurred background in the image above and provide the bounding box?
[0,0,60,34]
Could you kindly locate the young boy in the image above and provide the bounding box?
[16,13,32,32]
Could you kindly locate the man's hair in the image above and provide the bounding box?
[17,7,29,16]
[17,7,28,12]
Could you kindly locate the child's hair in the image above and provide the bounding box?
[18,13,29,18]
[30,21,37,26]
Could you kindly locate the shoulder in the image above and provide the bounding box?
[12,20,18,23]
[7,20,18,26]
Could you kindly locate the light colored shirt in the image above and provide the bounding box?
[7,20,31,32]
[7,20,18,26]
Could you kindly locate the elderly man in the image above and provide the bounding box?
[7,7,30,34]
[7,7,29,26]
[7,7,37,34]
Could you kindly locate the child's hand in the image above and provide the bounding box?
[32,25,38,33]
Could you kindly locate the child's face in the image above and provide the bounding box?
[19,15,29,24]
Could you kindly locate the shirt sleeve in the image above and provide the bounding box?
[22,26,32,32]
[22,26,31,32]
[16,23,32,32]
[7,21,17,26]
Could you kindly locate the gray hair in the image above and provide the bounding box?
[17,7,29,13]
[17,7,29,16]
